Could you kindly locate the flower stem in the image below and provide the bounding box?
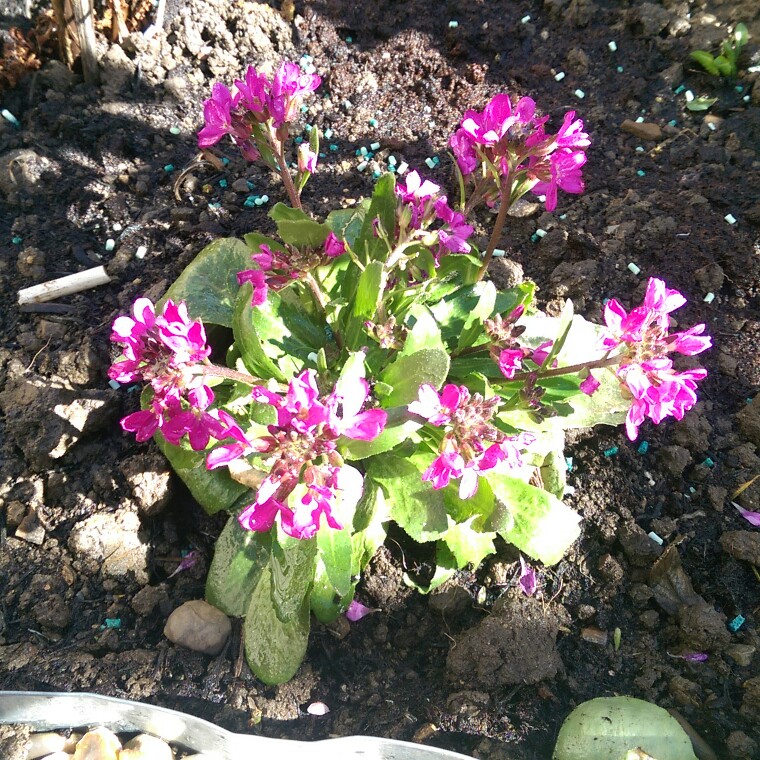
[276,143,302,209]
[198,363,259,384]
[304,273,344,350]
[476,179,511,282]
[511,354,621,383]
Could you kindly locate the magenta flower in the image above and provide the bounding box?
[324,232,346,258]
[498,348,523,380]
[298,143,318,173]
[621,359,707,440]
[156,300,212,365]
[531,340,554,367]
[434,198,473,254]
[120,405,163,442]
[410,384,534,498]
[345,600,377,622]
[531,149,587,212]
[408,383,466,425]
[460,93,536,146]
[197,83,240,148]
[213,369,385,540]
[580,373,600,396]
[237,268,269,307]
[733,502,760,527]
[519,556,537,596]
[162,386,227,451]
[269,61,321,126]
[450,128,478,175]
[328,377,388,440]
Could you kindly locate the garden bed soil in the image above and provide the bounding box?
[1,0,760,757]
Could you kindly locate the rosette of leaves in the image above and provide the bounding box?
[148,174,626,684]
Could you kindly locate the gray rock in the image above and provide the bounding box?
[677,602,730,650]
[16,246,46,279]
[131,584,170,617]
[740,676,760,721]
[0,149,56,201]
[120,452,173,517]
[726,730,757,759]
[163,76,188,99]
[446,593,564,687]
[671,411,712,451]
[38,60,76,92]
[32,594,71,630]
[736,397,760,449]
[14,509,45,545]
[659,445,692,476]
[619,524,662,566]
[68,509,149,584]
[620,119,662,141]
[694,263,724,293]
[26,730,70,758]
[164,600,231,655]
[101,45,135,94]
[429,585,472,615]
[634,3,672,36]
[720,531,760,566]
[726,644,755,667]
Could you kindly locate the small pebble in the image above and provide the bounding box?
[397,161,408,174]
[135,246,148,259]
[1,108,21,126]
[356,161,368,172]
[703,292,715,303]
[637,441,649,454]
[448,20,458,28]
[728,614,745,632]
[521,14,531,23]
[616,66,624,73]
[73,727,121,760]
[574,89,585,99]
[724,213,737,224]
[684,90,694,102]
[120,733,173,760]
[164,599,231,655]
[370,141,380,151]
[648,531,664,545]
[608,41,617,52]
[554,71,565,81]
[425,157,436,169]
[581,627,608,646]
[603,446,619,456]
[369,118,378,127]
[636,170,646,177]
[169,126,181,135]
[105,239,115,252]
[163,164,174,172]
[27,732,67,758]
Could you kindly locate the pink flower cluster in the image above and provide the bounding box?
[395,170,473,258]
[599,278,711,440]
[450,93,590,211]
[109,298,234,449]
[409,384,534,499]
[207,370,387,539]
[238,233,345,307]
[197,61,321,159]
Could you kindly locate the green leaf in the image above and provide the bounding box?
[317,523,353,598]
[233,283,287,381]
[380,348,450,407]
[159,238,252,328]
[154,434,248,514]
[734,22,749,48]
[553,696,698,760]
[540,298,574,371]
[269,203,330,248]
[353,260,385,320]
[685,96,718,112]
[442,476,495,525]
[368,454,449,542]
[713,55,733,77]
[356,173,396,262]
[310,559,354,623]
[248,288,328,378]
[206,513,270,617]
[442,516,496,569]
[327,205,367,248]
[406,542,456,593]
[458,280,497,351]
[486,473,581,565]
[399,304,446,357]
[244,565,310,685]
[689,50,720,76]
[269,532,317,622]
[351,481,389,576]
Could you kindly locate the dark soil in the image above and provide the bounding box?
[1,1,760,758]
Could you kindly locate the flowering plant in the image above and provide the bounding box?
[109,61,711,684]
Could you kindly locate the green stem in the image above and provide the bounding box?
[304,273,344,350]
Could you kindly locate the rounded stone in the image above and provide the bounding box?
[164,600,231,655]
